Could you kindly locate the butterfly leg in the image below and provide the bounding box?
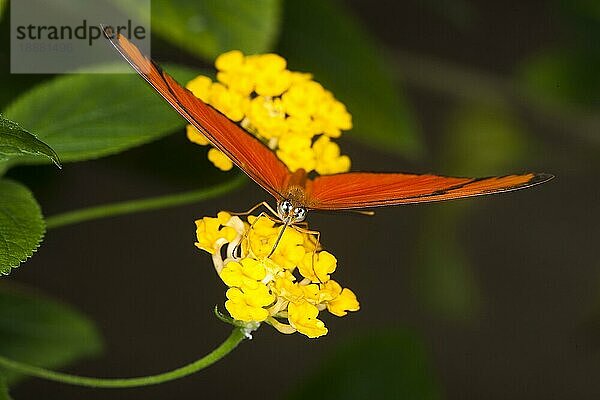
[233,211,280,259]
[293,225,322,252]
[232,211,265,259]
[292,225,323,283]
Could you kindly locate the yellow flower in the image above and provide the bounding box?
[276,134,316,172]
[300,283,322,304]
[245,218,280,257]
[302,231,320,254]
[288,301,328,338]
[321,280,360,317]
[318,280,343,302]
[314,99,352,138]
[245,97,287,139]
[207,148,233,171]
[220,258,266,290]
[217,69,255,96]
[225,285,274,322]
[186,125,210,146]
[286,116,318,137]
[246,53,287,72]
[255,69,292,97]
[186,75,212,102]
[215,50,255,95]
[273,274,305,304]
[298,250,337,283]
[246,215,279,236]
[185,51,352,175]
[329,288,360,316]
[268,228,306,269]
[195,211,359,338]
[215,50,245,71]
[245,218,306,269]
[209,83,246,121]
[281,81,324,118]
[313,136,351,175]
[216,211,233,225]
[194,215,237,254]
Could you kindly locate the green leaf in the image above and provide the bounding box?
[151,0,282,60]
[0,115,61,167]
[287,330,441,400]
[278,0,421,158]
[0,374,11,400]
[0,180,45,275]
[0,285,102,384]
[2,65,198,167]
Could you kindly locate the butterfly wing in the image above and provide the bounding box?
[103,28,291,200]
[307,172,553,210]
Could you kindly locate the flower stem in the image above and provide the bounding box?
[45,174,246,230]
[0,328,245,388]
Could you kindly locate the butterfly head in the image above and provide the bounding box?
[277,199,307,224]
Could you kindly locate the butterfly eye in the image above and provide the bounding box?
[293,207,307,223]
[278,199,293,218]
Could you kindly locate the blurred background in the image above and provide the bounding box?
[1,0,599,398]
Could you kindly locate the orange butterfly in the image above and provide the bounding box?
[104,28,552,226]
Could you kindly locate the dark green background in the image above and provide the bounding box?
[4,0,599,399]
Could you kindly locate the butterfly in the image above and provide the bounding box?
[103,27,553,227]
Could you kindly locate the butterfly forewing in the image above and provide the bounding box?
[308,172,553,210]
[104,28,291,200]
[105,29,552,213]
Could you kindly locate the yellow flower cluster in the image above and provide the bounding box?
[185,50,352,175]
[194,211,359,338]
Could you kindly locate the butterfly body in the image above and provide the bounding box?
[103,27,553,222]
